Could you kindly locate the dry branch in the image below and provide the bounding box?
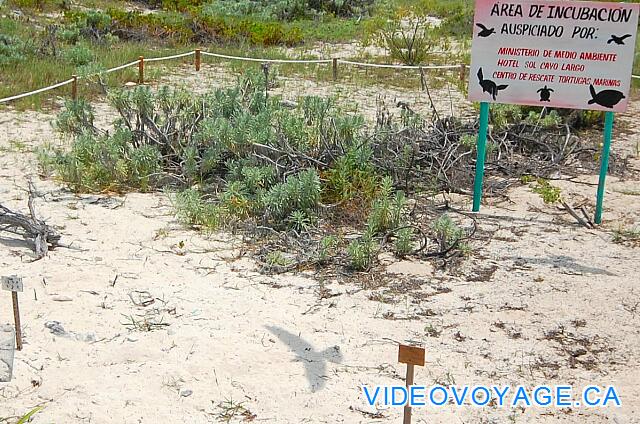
[0,185,61,259]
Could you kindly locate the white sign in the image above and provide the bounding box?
[1,276,23,292]
[469,0,640,112]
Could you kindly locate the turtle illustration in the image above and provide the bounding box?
[588,85,625,108]
[607,34,632,45]
[476,23,496,38]
[537,86,554,102]
[477,68,508,100]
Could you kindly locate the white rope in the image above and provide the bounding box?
[103,59,142,75]
[337,59,460,70]
[633,75,640,80]
[201,51,331,64]
[0,78,75,104]
[145,51,195,63]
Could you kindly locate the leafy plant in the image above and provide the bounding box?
[347,230,376,271]
[264,169,321,222]
[173,188,224,229]
[48,128,161,192]
[55,99,96,135]
[323,144,378,203]
[374,17,439,65]
[531,178,561,204]
[612,226,640,245]
[288,210,313,233]
[366,177,406,234]
[17,406,44,424]
[459,134,476,151]
[62,43,95,66]
[266,250,291,267]
[317,235,339,263]
[0,34,32,65]
[432,214,469,254]
[394,227,414,257]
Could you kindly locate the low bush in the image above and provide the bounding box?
[202,0,375,21]
[48,71,364,230]
[432,214,470,255]
[62,43,94,66]
[0,34,33,65]
[394,227,414,257]
[47,127,161,192]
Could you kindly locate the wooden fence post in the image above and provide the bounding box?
[332,58,338,81]
[138,56,145,85]
[71,74,78,101]
[459,64,467,82]
[195,49,201,71]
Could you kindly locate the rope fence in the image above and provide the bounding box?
[0,47,639,104]
[336,59,459,70]
[0,78,76,104]
[201,51,331,64]
[101,59,142,75]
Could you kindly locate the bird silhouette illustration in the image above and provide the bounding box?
[265,325,343,392]
[476,23,496,37]
[588,85,625,108]
[537,85,554,102]
[477,68,508,100]
[607,34,632,45]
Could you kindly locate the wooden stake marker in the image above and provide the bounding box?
[459,64,466,82]
[398,344,425,424]
[195,49,201,72]
[138,56,145,85]
[2,276,23,351]
[71,74,78,101]
[332,58,338,81]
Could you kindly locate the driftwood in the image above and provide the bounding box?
[561,200,594,229]
[0,183,61,259]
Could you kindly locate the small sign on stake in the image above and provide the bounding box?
[398,344,425,424]
[2,276,24,293]
[2,276,23,351]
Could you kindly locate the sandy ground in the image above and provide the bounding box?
[0,65,639,423]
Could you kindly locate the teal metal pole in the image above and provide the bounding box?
[472,102,490,212]
[594,111,615,224]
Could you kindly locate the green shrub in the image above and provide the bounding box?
[432,214,469,254]
[394,227,414,257]
[317,235,339,263]
[264,169,321,221]
[173,188,224,228]
[8,0,57,9]
[55,99,95,135]
[63,43,95,66]
[347,230,376,271]
[202,0,374,21]
[366,177,406,234]
[459,134,476,151]
[265,250,291,267]
[0,34,32,65]
[372,17,439,65]
[50,128,161,192]
[531,178,561,204]
[324,144,378,203]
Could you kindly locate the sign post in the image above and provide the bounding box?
[2,276,24,351]
[468,0,639,220]
[398,344,425,424]
[472,102,491,212]
[595,111,615,224]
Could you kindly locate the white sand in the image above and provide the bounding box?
[0,66,639,423]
